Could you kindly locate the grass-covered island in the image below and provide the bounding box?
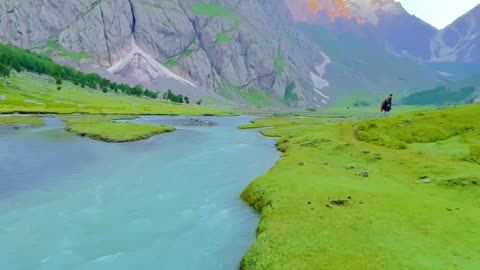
[62,116,175,143]
[240,104,480,270]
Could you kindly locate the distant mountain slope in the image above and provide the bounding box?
[286,0,437,59]
[287,0,480,65]
[298,23,438,94]
[402,73,480,105]
[431,4,480,63]
[285,0,480,103]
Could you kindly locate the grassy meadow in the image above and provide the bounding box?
[0,72,234,116]
[240,105,480,270]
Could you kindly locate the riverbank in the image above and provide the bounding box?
[0,115,44,128]
[240,105,480,269]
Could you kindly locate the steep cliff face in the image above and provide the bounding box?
[0,0,330,107]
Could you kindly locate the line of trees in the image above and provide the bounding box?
[163,89,190,104]
[0,44,158,99]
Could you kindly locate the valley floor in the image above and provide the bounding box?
[240,105,480,270]
[0,73,233,142]
[2,72,480,268]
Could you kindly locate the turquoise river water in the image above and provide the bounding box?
[0,116,279,270]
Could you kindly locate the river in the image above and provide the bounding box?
[0,116,279,270]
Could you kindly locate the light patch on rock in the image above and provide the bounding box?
[310,53,331,104]
[310,53,331,91]
[310,53,332,105]
[430,31,459,62]
[314,88,330,99]
[108,38,196,87]
[436,71,454,77]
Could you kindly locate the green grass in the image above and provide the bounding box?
[274,56,285,74]
[191,3,240,25]
[240,105,480,270]
[356,106,480,149]
[62,116,175,143]
[164,59,179,67]
[145,3,161,9]
[218,84,274,107]
[0,72,235,116]
[215,32,231,44]
[283,81,299,105]
[45,41,92,61]
[182,49,194,57]
[238,89,273,107]
[0,116,44,127]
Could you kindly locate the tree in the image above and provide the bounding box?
[0,63,10,79]
[184,96,190,104]
[196,99,202,105]
[56,78,62,91]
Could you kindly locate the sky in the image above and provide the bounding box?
[399,0,480,29]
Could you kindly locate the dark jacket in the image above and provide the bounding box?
[381,97,393,111]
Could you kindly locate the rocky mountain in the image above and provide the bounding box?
[431,4,480,63]
[0,0,333,108]
[0,0,478,108]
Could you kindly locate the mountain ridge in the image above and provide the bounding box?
[0,0,478,108]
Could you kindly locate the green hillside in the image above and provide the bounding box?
[403,74,480,105]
